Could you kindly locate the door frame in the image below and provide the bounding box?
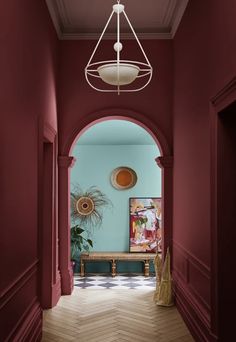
[58,109,173,295]
[210,77,236,339]
[39,123,61,308]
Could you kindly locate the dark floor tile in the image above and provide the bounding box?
[102,282,118,288]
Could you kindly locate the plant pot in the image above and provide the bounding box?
[71,260,76,273]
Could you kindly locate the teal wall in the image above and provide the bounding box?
[71,145,161,273]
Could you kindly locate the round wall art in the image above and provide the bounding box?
[111,167,137,190]
[76,196,95,216]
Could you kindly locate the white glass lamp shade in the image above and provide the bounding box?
[97,63,140,86]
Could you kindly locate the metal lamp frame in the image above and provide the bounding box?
[85,0,153,94]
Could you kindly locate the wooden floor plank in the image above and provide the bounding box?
[42,287,194,342]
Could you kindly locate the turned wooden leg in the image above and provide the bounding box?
[111,259,116,277]
[80,260,85,277]
[144,260,150,277]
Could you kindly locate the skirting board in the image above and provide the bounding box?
[173,278,217,342]
[6,301,42,342]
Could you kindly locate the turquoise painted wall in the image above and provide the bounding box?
[71,145,161,273]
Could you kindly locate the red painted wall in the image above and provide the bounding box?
[57,39,174,295]
[0,1,58,340]
[173,0,236,340]
[2,0,234,339]
[58,40,173,154]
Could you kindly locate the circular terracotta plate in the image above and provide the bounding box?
[111,167,137,190]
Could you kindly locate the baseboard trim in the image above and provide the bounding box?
[51,273,61,307]
[173,277,215,342]
[6,299,42,342]
[172,240,211,315]
[60,266,74,295]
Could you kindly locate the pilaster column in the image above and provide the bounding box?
[155,156,173,256]
[58,156,76,295]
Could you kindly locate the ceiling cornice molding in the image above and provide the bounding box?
[57,0,71,27]
[46,0,189,41]
[163,0,177,27]
[170,0,189,38]
[61,32,172,40]
[45,0,62,39]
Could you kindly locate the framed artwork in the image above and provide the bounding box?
[129,197,162,253]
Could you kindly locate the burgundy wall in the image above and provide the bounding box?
[173,0,236,340]
[0,1,58,340]
[57,39,174,295]
[2,0,235,339]
[58,40,173,154]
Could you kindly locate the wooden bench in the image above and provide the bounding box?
[80,252,156,277]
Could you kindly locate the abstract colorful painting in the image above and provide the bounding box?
[129,198,162,253]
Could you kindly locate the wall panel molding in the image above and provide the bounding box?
[173,240,211,334]
[0,260,39,309]
[6,299,42,342]
[173,240,210,276]
[0,271,41,342]
[174,279,216,342]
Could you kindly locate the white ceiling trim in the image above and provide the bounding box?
[171,0,189,37]
[46,0,63,39]
[61,32,173,40]
[46,0,189,40]
[57,0,71,27]
[163,0,177,27]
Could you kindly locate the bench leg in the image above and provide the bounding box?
[81,260,85,277]
[111,259,116,277]
[144,260,150,277]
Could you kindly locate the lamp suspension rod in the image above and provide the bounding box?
[117,1,121,94]
[123,10,152,67]
[86,10,115,68]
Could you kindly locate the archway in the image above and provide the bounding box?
[58,109,173,295]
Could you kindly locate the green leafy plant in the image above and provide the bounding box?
[70,225,93,261]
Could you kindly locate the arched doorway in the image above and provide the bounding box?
[58,110,173,295]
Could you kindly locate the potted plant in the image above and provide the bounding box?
[70,224,93,272]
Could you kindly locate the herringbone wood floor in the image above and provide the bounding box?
[42,287,194,342]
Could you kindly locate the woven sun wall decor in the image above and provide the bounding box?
[71,185,112,229]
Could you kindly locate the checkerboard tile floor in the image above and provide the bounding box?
[74,274,156,290]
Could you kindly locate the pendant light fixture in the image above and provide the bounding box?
[85,0,153,94]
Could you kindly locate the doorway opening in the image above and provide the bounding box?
[217,101,236,340]
[70,119,161,275]
[58,110,173,295]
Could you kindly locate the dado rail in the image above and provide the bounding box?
[80,252,156,277]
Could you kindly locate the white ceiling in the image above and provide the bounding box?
[46,0,189,40]
[76,120,157,146]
